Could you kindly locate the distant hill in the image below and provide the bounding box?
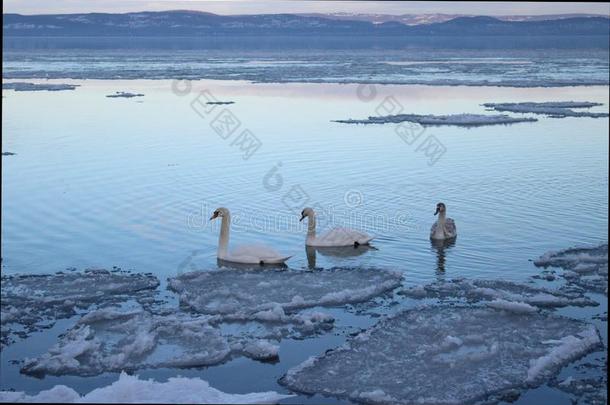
[3,11,609,36]
[300,12,610,26]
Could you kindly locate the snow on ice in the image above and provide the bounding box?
[280,306,602,405]
[20,308,231,376]
[2,82,78,91]
[168,268,403,319]
[105,91,145,98]
[400,278,597,308]
[0,371,294,403]
[20,304,335,376]
[333,113,537,127]
[483,102,609,118]
[534,244,608,294]
[1,270,160,347]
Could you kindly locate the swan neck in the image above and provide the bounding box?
[306,214,316,243]
[433,212,446,239]
[438,211,446,223]
[218,214,230,259]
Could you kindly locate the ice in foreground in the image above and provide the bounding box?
[400,278,597,307]
[483,102,609,118]
[280,306,602,405]
[333,113,537,126]
[1,270,159,347]
[21,307,282,376]
[168,268,403,319]
[534,244,608,294]
[0,371,293,403]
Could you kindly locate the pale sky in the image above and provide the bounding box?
[3,1,610,16]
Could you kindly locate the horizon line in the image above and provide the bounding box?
[3,9,610,18]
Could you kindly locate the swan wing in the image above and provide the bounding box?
[444,218,457,238]
[430,219,456,239]
[430,222,439,237]
[229,244,290,264]
[314,227,373,247]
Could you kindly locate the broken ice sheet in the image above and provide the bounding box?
[1,270,160,347]
[333,113,537,126]
[168,268,403,320]
[483,102,609,118]
[0,371,294,403]
[20,307,285,377]
[280,306,603,405]
[400,278,597,308]
[2,82,78,91]
[535,244,608,294]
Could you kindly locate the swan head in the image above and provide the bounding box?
[300,207,315,222]
[434,202,446,216]
[210,207,229,221]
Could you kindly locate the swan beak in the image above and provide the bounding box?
[299,215,305,222]
[434,207,440,216]
[209,213,219,221]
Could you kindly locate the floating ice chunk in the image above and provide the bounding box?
[2,82,78,91]
[241,339,280,361]
[106,91,144,98]
[168,268,402,318]
[280,306,602,405]
[400,278,596,308]
[333,113,537,127]
[554,375,607,405]
[356,390,398,403]
[0,371,294,403]
[21,309,230,376]
[527,325,601,382]
[206,101,235,105]
[535,244,608,294]
[483,102,609,118]
[486,299,538,314]
[1,270,159,347]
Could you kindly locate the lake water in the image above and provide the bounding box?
[1,60,609,402]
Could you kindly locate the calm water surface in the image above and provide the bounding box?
[1,79,608,403]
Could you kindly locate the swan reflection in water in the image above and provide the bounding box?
[430,237,456,275]
[306,244,377,269]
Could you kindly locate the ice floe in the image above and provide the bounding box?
[535,244,608,294]
[106,91,144,98]
[483,102,609,118]
[1,270,159,347]
[554,375,607,405]
[2,82,78,91]
[333,113,537,127]
[400,278,597,308]
[20,303,330,377]
[21,308,230,376]
[280,306,602,405]
[168,268,403,319]
[0,371,294,403]
[206,101,235,105]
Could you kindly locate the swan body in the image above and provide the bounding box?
[430,202,457,240]
[300,207,374,247]
[210,207,291,265]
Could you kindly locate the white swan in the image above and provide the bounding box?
[430,202,457,240]
[210,207,291,265]
[299,207,374,247]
